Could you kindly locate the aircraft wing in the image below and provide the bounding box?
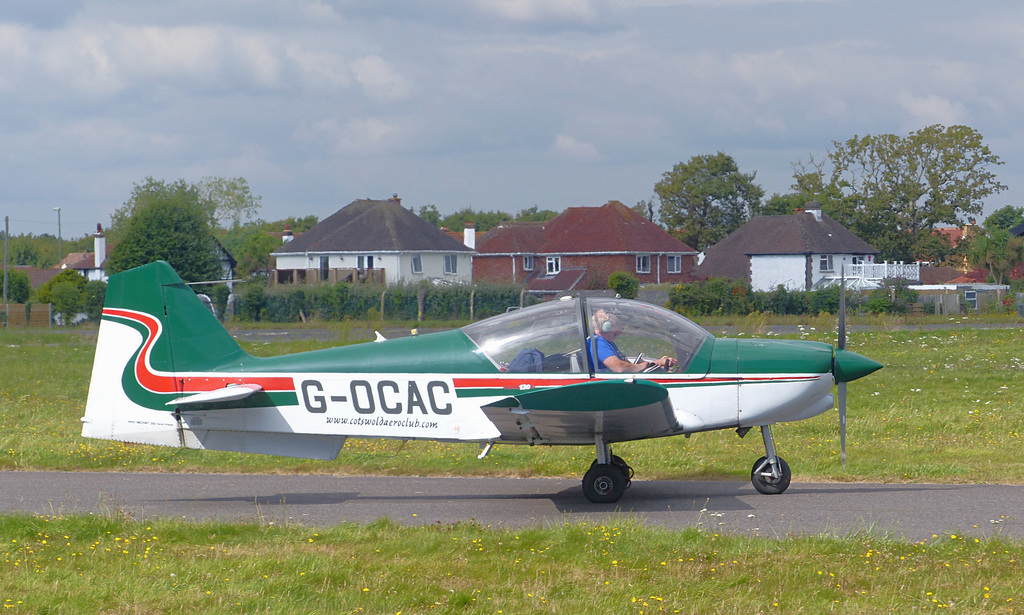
[481,379,678,445]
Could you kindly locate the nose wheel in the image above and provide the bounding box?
[750,425,792,494]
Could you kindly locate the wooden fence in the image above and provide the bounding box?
[1,303,51,327]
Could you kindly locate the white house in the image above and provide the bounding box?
[696,203,880,292]
[271,197,474,286]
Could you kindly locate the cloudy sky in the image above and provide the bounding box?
[3,0,1023,239]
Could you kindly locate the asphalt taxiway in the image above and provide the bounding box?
[1,471,1020,542]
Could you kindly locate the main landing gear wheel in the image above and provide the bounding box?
[583,463,627,503]
[750,455,791,495]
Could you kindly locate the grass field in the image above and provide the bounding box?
[2,323,1024,613]
[2,514,1022,614]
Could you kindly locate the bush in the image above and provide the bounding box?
[82,281,107,322]
[1,270,31,303]
[607,271,639,299]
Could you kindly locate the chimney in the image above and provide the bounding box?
[94,224,106,269]
[463,222,476,250]
[282,225,294,244]
[804,200,823,222]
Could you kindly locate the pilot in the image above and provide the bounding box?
[588,309,677,373]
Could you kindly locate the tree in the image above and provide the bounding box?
[984,205,1024,232]
[792,125,1006,262]
[439,208,512,233]
[654,152,764,251]
[105,180,223,283]
[967,228,1024,285]
[235,229,280,278]
[197,176,262,230]
[418,204,441,227]
[515,206,559,222]
[2,269,31,303]
[753,193,804,217]
[36,269,87,304]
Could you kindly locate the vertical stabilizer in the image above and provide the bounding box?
[81,261,249,445]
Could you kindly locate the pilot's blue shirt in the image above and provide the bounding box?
[588,335,623,372]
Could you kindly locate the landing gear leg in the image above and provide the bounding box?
[582,436,629,503]
[750,425,791,495]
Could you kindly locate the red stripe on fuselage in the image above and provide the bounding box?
[103,308,294,395]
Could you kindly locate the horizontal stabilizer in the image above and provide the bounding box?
[166,383,264,407]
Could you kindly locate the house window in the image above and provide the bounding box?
[319,256,330,281]
[444,254,458,275]
[523,255,534,271]
[411,255,422,274]
[851,255,865,265]
[546,256,561,275]
[636,254,651,274]
[357,255,374,270]
[819,254,834,272]
[667,254,682,274]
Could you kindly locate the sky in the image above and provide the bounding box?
[3,0,1024,239]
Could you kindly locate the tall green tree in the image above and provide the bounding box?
[792,125,1006,262]
[515,206,559,222]
[967,228,1024,285]
[197,176,262,229]
[984,205,1024,232]
[105,180,222,283]
[654,152,764,251]
[2,269,31,303]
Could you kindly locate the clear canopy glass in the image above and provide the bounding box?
[462,297,711,375]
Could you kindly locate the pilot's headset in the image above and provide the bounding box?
[593,310,619,335]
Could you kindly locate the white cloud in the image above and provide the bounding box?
[351,55,413,102]
[896,92,969,128]
[471,0,601,22]
[553,134,601,159]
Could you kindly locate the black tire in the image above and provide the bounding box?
[610,455,634,488]
[750,455,791,495]
[582,463,627,503]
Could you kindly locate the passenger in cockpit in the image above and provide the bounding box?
[588,309,677,373]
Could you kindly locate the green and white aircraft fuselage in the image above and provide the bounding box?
[83,262,881,503]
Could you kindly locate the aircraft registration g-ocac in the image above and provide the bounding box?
[83,261,882,503]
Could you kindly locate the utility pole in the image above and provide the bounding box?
[3,216,9,320]
[53,207,62,265]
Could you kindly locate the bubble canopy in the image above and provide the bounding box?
[461,298,712,374]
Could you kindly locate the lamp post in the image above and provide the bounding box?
[54,207,62,265]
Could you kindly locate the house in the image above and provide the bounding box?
[696,202,880,292]
[474,201,698,297]
[272,197,474,286]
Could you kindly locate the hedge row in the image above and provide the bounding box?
[230,281,532,322]
[668,277,918,316]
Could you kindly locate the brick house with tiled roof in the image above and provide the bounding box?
[475,201,698,296]
[696,203,879,291]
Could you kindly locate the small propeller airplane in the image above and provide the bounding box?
[83,261,882,503]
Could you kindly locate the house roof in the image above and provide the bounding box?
[918,266,964,285]
[274,198,473,255]
[526,268,587,294]
[476,201,696,257]
[476,221,548,254]
[12,266,60,288]
[538,201,697,255]
[697,210,878,280]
